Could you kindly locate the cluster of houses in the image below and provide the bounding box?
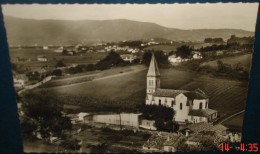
[168,51,203,64]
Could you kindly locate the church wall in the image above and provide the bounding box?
[146,94,154,105]
[192,99,208,110]
[154,96,174,108]
[174,94,189,122]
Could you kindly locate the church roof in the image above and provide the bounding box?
[153,88,208,99]
[188,109,218,117]
[147,53,160,77]
[183,90,208,100]
[153,89,188,97]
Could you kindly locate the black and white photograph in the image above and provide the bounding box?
[2,3,259,152]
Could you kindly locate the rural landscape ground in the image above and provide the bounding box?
[32,53,251,130]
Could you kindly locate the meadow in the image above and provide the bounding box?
[201,53,252,71]
[9,48,107,69]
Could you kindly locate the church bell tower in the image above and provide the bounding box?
[146,53,160,105]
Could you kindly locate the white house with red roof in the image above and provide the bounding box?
[146,53,218,123]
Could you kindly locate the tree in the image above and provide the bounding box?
[96,51,127,70]
[142,50,169,67]
[26,71,40,81]
[141,105,174,121]
[56,60,66,68]
[22,91,72,139]
[176,45,193,58]
[52,69,62,76]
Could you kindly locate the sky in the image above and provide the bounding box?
[2,3,259,31]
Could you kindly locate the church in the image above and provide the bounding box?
[146,53,218,123]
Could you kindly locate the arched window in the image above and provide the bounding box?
[199,102,203,109]
[205,101,208,108]
[180,103,182,110]
[159,99,161,106]
[171,100,174,107]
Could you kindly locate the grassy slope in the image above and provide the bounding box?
[222,113,245,131]
[202,53,252,71]
[39,65,248,118]
[43,67,196,100]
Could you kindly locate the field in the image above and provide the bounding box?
[180,77,248,117]
[222,113,245,131]
[9,48,107,70]
[35,64,249,120]
[143,42,216,53]
[201,54,252,71]
[41,66,197,101]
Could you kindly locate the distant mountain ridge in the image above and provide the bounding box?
[4,16,254,46]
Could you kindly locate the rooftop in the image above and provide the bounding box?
[153,89,188,97]
[186,123,227,134]
[153,88,208,99]
[188,109,218,117]
[147,53,160,77]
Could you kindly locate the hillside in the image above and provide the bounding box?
[4,16,254,46]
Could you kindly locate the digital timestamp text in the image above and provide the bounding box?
[221,143,259,152]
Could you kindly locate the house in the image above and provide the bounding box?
[185,135,202,146]
[37,55,47,62]
[168,55,183,63]
[13,78,25,88]
[143,133,183,152]
[120,54,137,63]
[192,52,203,59]
[43,46,49,50]
[78,112,90,122]
[146,53,218,123]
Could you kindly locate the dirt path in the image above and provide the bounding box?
[215,110,245,125]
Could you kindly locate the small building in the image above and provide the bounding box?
[37,55,47,62]
[78,112,90,122]
[168,55,183,63]
[13,78,25,88]
[143,133,183,152]
[120,54,137,63]
[188,109,218,123]
[185,135,202,146]
[43,46,49,50]
[192,52,203,59]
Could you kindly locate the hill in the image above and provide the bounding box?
[36,65,248,117]
[4,16,254,46]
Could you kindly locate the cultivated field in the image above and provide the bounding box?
[180,76,248,117]
[9,48,107,70]
[201,53,252,71]
[32,63,249,131]
[222,113,245,131]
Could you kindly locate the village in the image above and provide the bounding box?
[10,35,254,152]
